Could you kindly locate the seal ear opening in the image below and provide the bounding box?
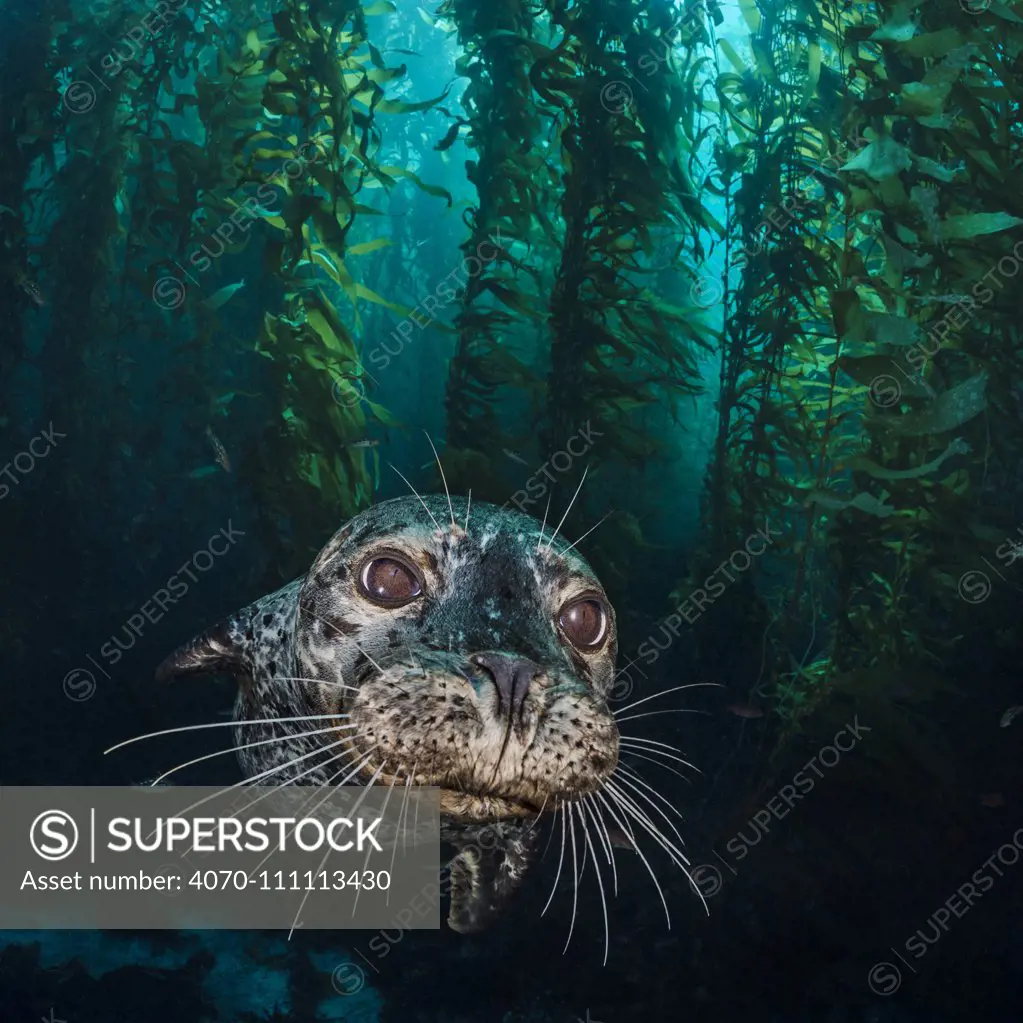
[155,618,250,684]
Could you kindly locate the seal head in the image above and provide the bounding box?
[156,495,621,929]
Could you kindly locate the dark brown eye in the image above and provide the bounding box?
[558,598,608,650]
[358,556,422,607]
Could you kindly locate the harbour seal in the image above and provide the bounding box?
[155,494,622,931]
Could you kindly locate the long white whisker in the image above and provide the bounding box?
[171,734,360,820]
[613,683,720,717]
[150,722,358,786]
[619,748,692,783]
[104,714,351,754]
[348,636,387,676]
[243,749,373,880]
[355,763,399,916]
[616,764,690,829]
[615,709,710,725]
[274,675,360,694]
[609,786,709,918]
[289,759,387,939]
[563,802,580,954]
[619,739,701,774]
[576,802,609,966]
[617,735,690,756]
[605,787,686,868]
[560,509,613,557]
[541,802,566,916]
[537,492,553,552]
[587,798,619,896]
[389,462,442,530]
[596,790,670,928]
[546,465,589,551]
[424,431,455,531]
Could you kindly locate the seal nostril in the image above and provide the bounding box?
[470,652,538,722]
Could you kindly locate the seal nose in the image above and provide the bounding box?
[470,653,539,721]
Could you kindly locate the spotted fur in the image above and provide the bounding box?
[156,495,620,929]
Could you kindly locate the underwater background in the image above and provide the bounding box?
[2,0,1023,1018]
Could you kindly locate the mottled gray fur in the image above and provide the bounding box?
[156,495,620,929]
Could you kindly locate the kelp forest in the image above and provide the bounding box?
[2,0,1023,1018]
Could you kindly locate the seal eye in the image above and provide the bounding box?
[359,556,422,607]
[558,598,608,650]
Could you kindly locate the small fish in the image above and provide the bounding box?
[347,438,381,449]
[726,702,764,719]
[15,270,45,306]
[503,448,529,466]
[202,279,246,310]
[205,426,232,472]
[1000,706,1023,728]
[607,827,637,851]
[980,793,1005,808]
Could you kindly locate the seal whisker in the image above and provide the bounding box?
[104,714,352,755]
[540,802,567,916]
[619,749,692,784]
[536,492,552,552]
[423,430,456,531]
[559,509,614,557]
[614,708,710,725]
[616,765,690,830]
[596,790,671,927]
[546,465,589,552]
[171,734,364,821]
[606,778,688,856]
[357,762,400,913]
[563,803,580,953]
[575,802,610,966]
[608,785,690,871]
[148,722,359,786]
[615,734,691,756]
[289,759,388,939]
[243,748,376,881]
[273,675,359,694]
[608,785,710,918]
[604,784,686,867]
[586,797,620,896]
[613,682,720,717]
[388,462,442,531]
[619,739,700,774]
[464,488,472,533]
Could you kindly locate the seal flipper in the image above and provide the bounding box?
[154,616,251,684]
[446,824,539,933]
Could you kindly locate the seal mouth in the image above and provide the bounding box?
[438,788,545,822]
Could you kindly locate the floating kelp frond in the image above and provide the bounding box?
[805,490,896,518]
[846,437,970,481]
[877,371,988,436]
